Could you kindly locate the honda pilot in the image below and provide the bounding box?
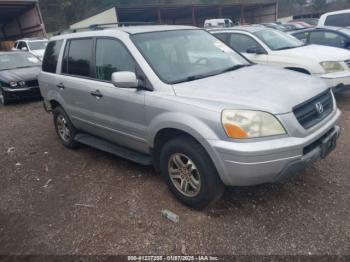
[39,25,341,209]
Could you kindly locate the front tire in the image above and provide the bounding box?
[53,106,79,149]
[0,89,9,105]
[160,136,225,209]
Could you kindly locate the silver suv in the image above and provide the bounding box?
[39,25,341,209]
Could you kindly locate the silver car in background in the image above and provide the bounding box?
[39,25,341,209]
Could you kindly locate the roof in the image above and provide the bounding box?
[51,25,197,40]
[208,25,267,34]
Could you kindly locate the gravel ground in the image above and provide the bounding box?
[0,93,349,256]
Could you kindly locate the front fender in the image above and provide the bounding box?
[147,112,220,147]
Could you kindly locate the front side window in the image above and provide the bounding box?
[17,42,24,49]
[131,30,250,84]
[230,33,263,53]
[0,53,41,71]
[309,31,347,48]
[95,38,136,81]
[293,31,310,43]
[43,40,63,73]
[62,38,93,77]
[254,29,304,51]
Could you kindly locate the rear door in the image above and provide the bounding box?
[55,38,99,134]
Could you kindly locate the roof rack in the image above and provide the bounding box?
[53,22,158,36]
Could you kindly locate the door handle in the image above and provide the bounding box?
[90,90,103,98]
[57,83,65,89]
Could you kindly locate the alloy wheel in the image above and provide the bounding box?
[168,153,201,197]
[56,115,71,142]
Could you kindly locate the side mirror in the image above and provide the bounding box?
[111,71,139,88]
[21,47,28,51]
[246,46,265,55]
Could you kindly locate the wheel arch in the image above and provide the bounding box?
[148,113,222,176]
[284,67,311,75]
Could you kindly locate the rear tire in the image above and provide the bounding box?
[160,136,225,209]
[53,106,79,149]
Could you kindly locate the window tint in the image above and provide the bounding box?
[63,39,93,77]
[293,32,309,43]
[309,31,347,48]
[214,33,228,43]
[229,34,262,53]
[95,38,135,81]
[17,41,23,49]
[42,40,63,73]
[325,13,350,27]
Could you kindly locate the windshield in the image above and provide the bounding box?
[254,29,305,50]
[0,52,41,71]
[131,30,250,84]
[28,41,48,51]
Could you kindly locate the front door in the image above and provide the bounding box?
[87,38,148,153]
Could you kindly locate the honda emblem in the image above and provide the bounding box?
[315,102,324,114]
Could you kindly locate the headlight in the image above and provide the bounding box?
[222,110,286,139]
[320,61,344,73]
[9,81,18,87]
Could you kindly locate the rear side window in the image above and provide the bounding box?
[62,38,93,77]
[42,40,63,73]
[325,13,350,27]
[95,38,136,81]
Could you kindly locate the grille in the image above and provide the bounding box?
[25,80,39,87]
[293,90,333,129]
[344,60,350,68]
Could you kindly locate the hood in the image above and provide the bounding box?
[173,65,328,114]
[273,44,350,61]
[0,66,41,83]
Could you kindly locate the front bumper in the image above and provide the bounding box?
[319,71,350,93]
[208,109,341,186]
[2,86,42,101]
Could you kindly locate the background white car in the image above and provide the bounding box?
[12,38,48,61]
[211,26,350,93]
[318,9,350,27]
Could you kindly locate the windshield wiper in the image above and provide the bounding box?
[274,46,296,51]
[172,74,210,84]
[220,64,250,73]
[275,44,308,51]
[172,64,251,84]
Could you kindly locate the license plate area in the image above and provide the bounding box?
[321,130,338,158]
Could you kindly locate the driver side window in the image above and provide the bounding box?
[95,38,136,82]
[229,33,264,53]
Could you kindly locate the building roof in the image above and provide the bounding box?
[0,0,38,25]
[113,0,277,7]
